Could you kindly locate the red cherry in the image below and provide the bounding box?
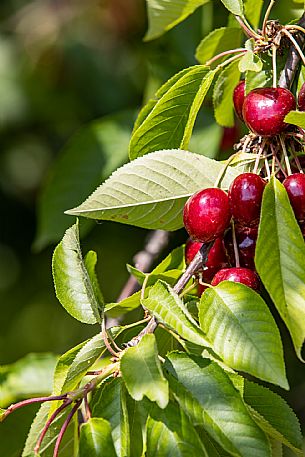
[220,125,240,151]
[283,173,305,221]
[242,87,296,136]
[211,267,260,290]
[236,225,258,269]
[233,80,245,121]
[228,173,266,227]
[183,188,231,243]
[298,83,305,111]
[185,238,203,265]
[197,283,207,296]
[202,237,230,282]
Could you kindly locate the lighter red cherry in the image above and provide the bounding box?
[211,267,260,290]
[183,188,231,243]
[233,80,245,121]
[185,239,203,265]
[298,83,305,111]
[242,87,296,136]
[228,173,266,227]
[283,173,305,221]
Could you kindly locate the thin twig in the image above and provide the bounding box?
[4,394,67,420]
[206,48,246,66]
[279,134,292,175]
[53,400,82,457]
[235,15,260,39]
[282,28,305,66]
[231,220,240,268]
[262,0,275,36]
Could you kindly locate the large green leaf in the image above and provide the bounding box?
[146,401,208,456]
[0,353,57,407]
[255,177,305,359]
[242,381,303,455]
[34,112,133,250]
[65,149,241,230]
[144,0,210,41]
[165,352,270,457]
[284,110,305,128]
[199,282,288,389]
[129,67,217,160]
[52,221,103,324]
[79,418,117,457]
[195,27,242,66]
[142,281,210,347]
[120,334,169,408]
[220,0,243,15]
[22,402,74,457]
[91,378,130,457]
[244,0,264,28]
[213,59,241,127]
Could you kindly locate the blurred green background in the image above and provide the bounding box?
[1,0,305,455]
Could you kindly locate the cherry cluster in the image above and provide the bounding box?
[183,172,264,294]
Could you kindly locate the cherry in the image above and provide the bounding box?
[183,188,231,243]
[202,237,230,282]
[298,83,305,111]
[242,87,296,136]
[185,238,203,265]
[224,225,258,269]
[228,173,266,227]
[283,173,305,221]
[233,80,245,121]
[211,267,260,290]
[220,125,240,151]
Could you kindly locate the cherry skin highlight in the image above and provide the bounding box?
[283,173,305,221]
[233,80,245,121]
[183,188,231,243]
[211,267,260,290]
[298,83,305,111]
[242,87,296,136]
[228,173,266,227]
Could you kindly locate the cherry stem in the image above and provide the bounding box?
[4,394,67,420]
[279,135,292,175]
[101,322,120,357]
[265,157,271,181]
[253,139,266,174]
[34,399,72,455]
[84,395,91,421]
[285,24,305,35]
[218,52,245,69]
[282,28,305,66]
[272,44,277,88]
[179,280,198,298]
[206,48,246,66]
[53,400,82,457]
[270,143,288,178]
[235,15,260,39]
[262,0,275,36]
[290,142,304,173]
[231,220,240,268]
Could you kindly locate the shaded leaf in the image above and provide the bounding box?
[79,418,117,457]
[213,59,241,127]
[199,282,288,389]
[144,0,210,41]
[165,352,271,457]
[195,27,242,66]
[129,66,217,160]
[66,149,242,231]
[255,177,305,359]
[142,280,210,347]
[284,110,305,128]
[52,221,102,324]
[120,334,169,408]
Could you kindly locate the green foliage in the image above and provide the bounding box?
[220,0,244,15]
[213,59,241,127]
[284,110,305,128]
[244,0,264,28]
[199,282,288,388]
[255,177,305,359]
[79,418,117,457]
[52,221,103,324]
[120,334,169,408]
[66,150,242,230]
[195,27,242,66]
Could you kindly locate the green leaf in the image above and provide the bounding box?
[0,353,57,407]
[105,291,142,317]
[34,112,133,250]
[245,54,273,94]
[165,352,271,457]
[129,66,217,160]
[79,418,117,457]
[22,402,74,457]
[52,221,102,324]
[199,282,288,389]
[244,0,264,28]
[144,0,210,41]
[65,149,242,231]
[142,280,210,347]
[284,110,305,128]
[120,334,169,408]
[146,401,208,456]
[220,0,243,15]
[195,27,242,66]
[91,378,130,457]
[255,177,305,359]
[213,59,241,127]
[243,380,303,455]
[196,427,232,456]
[239,51,263,73]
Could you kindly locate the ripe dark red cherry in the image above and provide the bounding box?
[233,80,245,121]
[220,125,240,151]
[242,87,296,136]
[298,83,305,111]
[202,237,230,282]
[236,225,258,269]
[183,188,231,243]
[185,238,203,265]
[228,173,266,227]
[211,267,260,290]
[283,173,305,221]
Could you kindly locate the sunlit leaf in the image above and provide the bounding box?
[284,110,305,128]
[79,418,117,457]
[195,27,242,66]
